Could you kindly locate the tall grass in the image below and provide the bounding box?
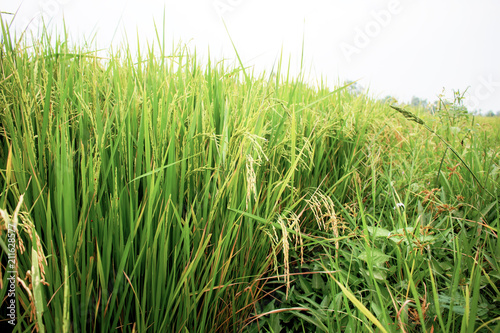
[1,20,499,332]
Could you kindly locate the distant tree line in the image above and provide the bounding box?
[340,81,500,117]
[383,95,500,117]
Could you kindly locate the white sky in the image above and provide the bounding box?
[3,0,500,113]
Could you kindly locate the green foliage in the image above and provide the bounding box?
[1,19,499,333]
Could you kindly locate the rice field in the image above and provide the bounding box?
[1,22,499,332]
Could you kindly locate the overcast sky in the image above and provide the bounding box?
[4,0,500,113]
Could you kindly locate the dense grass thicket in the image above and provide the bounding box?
[1,24,499,332]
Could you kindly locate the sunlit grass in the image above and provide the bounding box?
[1,19,499,332]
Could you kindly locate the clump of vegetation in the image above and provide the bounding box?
[1,19,499,332]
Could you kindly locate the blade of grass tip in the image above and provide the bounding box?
[467,256,483,333]
[0,16,13,54]
[300,20,305,73]
[428,261,446,332]
[59,223,70,333]
[3,144,13,207]
[473,317,500,333]
[32,247,45,333]
[62,263,70,333]
[461,285,471,333]
[222,20,251,87]
[12,194,24,236]
[390,105,494,198]
[39,59,54,169]
[435,148,448,188]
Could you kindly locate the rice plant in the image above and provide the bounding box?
[1,18,499,332]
